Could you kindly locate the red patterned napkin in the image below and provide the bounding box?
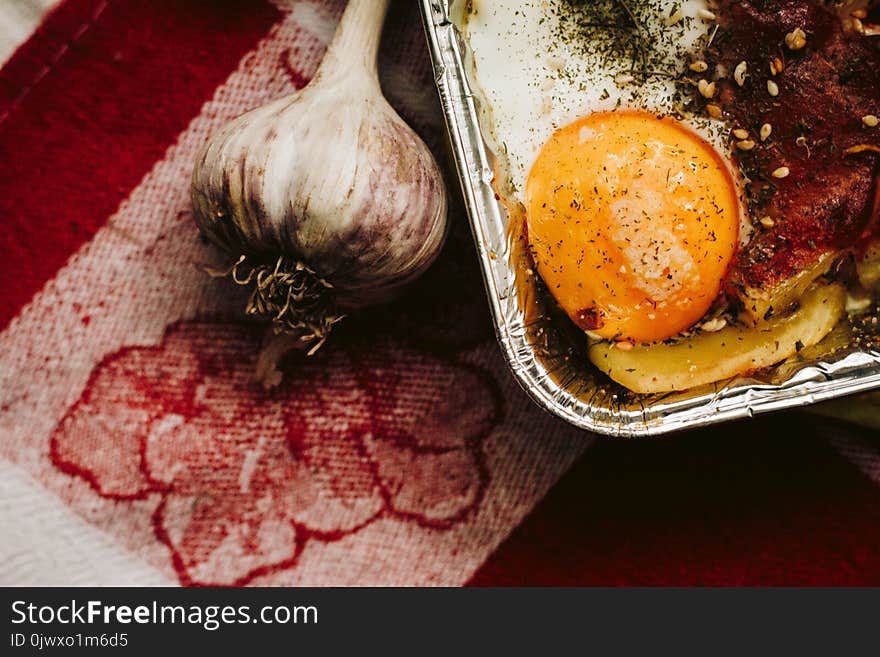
[1,0,878,586]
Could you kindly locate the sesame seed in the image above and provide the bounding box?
[769,57,784,76]
[853,17,866,34]
[734,61,748,87]
[767,79,779,96]
[666,9,684,26]
[784,27,807,50]
[615,341,634,352]
[689,60,709,73]
[862,114,878,127]
[760,123,772,141]
[698,8,716,21]
[698,79,716,99]
[760,216,775,228]
[701,317,727,332]
[706,103,722,119]
[737,139,756,151]
[732,128,749,140]
[772,166,790,179]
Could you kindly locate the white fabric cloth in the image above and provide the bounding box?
[0,0,57,66]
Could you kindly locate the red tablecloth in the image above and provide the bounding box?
[1,0,878,586]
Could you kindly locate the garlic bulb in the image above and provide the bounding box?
[191,0,447,353]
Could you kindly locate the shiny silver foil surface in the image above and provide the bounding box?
[419,0,880,436]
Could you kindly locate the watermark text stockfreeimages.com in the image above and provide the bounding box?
[10,599,317,632]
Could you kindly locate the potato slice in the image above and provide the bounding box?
[857,242,880,289]
[736,251,836,325]
[588,284,845,394]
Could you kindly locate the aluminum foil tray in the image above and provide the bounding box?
[418,0,880,436]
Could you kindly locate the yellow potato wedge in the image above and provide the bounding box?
[588,283,846,394]
[736,251,835,325]
[857,242,880,289]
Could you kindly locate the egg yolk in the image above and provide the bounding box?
[525,110,739,343]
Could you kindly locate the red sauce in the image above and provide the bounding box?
[574,307,605,331]
[711,0,880,293]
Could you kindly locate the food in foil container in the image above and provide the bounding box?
[418,0,880,434]
[457,0,880,395]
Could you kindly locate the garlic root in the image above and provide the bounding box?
[255,330,306,390]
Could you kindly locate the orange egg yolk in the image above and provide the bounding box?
[525,110,739,343]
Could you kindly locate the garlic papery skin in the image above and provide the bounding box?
[191,0,447,348]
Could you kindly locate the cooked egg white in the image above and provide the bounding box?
[464,0,728,197]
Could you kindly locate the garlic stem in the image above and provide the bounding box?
[319,0,392,82]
